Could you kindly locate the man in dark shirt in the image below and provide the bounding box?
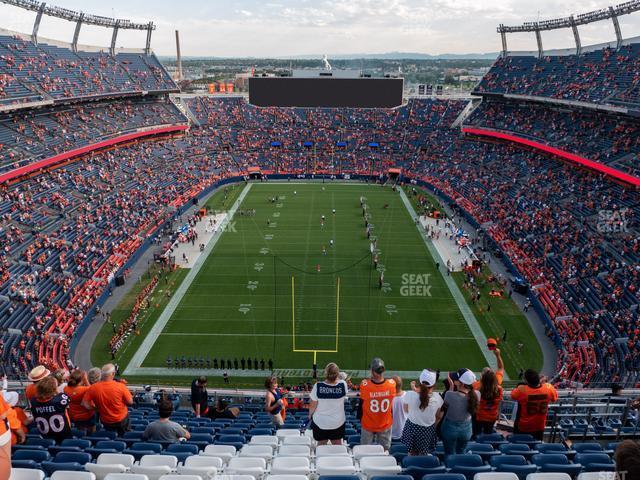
[191,376,208,417]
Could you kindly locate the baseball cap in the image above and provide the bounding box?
[419,369,437,387]
[451,368,477,386]
[370,357,385,374]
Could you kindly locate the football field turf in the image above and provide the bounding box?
[135,182,492,374]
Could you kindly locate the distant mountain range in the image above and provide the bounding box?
[158,52,498,61]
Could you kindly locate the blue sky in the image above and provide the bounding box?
[1,0,640,57]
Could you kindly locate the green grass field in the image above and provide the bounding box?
[142,182,489,372]
[96,181,543,386]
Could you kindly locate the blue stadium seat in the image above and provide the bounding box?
[95,440,127,452]
[12,449,51,464]
[53,451,92,465]
[531,453,582,477]
[318,476,360,480]
[444,454,492,480]
[84,447,119,459]
[11,459,39,470]
[187,433,215,450]
[215,434,245,450]
[25,438,56,449]
[466,442,500,461]
[41,461,86,476]
[12,445,45,452]
[122,449,156,461]
[347,435,361,448]
[130,442,163,453]
[475,433,508,448]
[61,439,92,450]
[166,443,199,454]
[537,443,576,459]
[402,455,447,479]
[507,434,541,448]
[47,446,82,456]
[421,474,467,480]
[499,443,538,459]
[371,475,413,480]
[573,443,605,454]
[490,454,538,479]
[89,430,117,440]
[574,453,615,472]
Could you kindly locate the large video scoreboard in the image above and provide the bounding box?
[249,75,403,108]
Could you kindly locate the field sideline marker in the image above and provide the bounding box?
[123,182,253,376]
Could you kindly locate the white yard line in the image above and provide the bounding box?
[398,188,507,378]
[123,182,253,376]
[158,333,476,339]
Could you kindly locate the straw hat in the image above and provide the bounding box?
[28,365,51,382]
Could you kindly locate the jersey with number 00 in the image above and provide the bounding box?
[360,378,396,432]
[30,393,72,438]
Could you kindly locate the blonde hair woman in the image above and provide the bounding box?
[309,363,348,445]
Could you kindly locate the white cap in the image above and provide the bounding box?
[419,369,437,387]
[456,368,477,386]
[3,391,19,407]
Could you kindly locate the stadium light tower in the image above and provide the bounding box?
[496,0,640,56]
[0,0,155,54]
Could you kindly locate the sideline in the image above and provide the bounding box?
[124,183,253,376]
[398,188,505,378]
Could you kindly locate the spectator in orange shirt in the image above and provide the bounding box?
[358,358,396,450]
[474,347,504,435]
[25,365,50,402]
[2,391,29,446]
[64,370,96,433]
[1,394,23,480]
[510,369,558,440]
[82,363,133,435]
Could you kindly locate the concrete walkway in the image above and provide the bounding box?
[172,213,227,269]
[418,215,476,272]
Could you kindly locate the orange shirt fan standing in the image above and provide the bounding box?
[511,369,558,440]
[359,357,396,450]
[83,364,133,435]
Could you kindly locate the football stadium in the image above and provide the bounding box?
[1,0,640,478]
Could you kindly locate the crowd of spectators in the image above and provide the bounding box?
[412,136,640,387]
[0,97,187,174]
[0,80,638,391]
[0,34,176,106]
[475,42,640,108]
[465,99,640,176]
